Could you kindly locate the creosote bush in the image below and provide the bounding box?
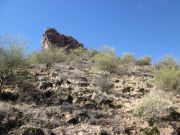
[133,90,173,121]
[86,49,98,58]
[93,48,118,73]
[154,56,180,93]
[116,53,136,75]
[92,71,113,93]
[119,53,136,65]
[70,48,97,69]
[68,47,85,58]
[155,56,179,69]
[154,66,180,93]
[29,47,67,66]
[68,47,85,69]
[137,56,151,66]
[0,37,27,90]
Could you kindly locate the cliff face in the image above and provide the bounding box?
[41,28,83,51]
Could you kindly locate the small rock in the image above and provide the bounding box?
[91,92,112,105]
[37,75,46,81]
[38,81,53,89]
[20,125,45,135]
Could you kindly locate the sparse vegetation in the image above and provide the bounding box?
[68,47,85,58]
[67,47,86,69]
[86,49,98,58]
[116,53,136,75]
[66,47,85,63]
[0,37,27,90]
[29,47,67,66]
[133,90,173,121]
[93,47,118,73]
[0,35,179,135]
[92,71,113,93]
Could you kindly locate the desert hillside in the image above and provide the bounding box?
[0,29,179,135]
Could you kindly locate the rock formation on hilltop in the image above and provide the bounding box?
[41,28,83,51]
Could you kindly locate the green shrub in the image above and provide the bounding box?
[0,38,27,90]
[137,56,151,66]
[92,71,113,93]
[119,53,136,65]
[155,56,179,69]
[86,49,98,58]
[69,47,97,59]
[154,66,180,93]
[154,56,180,93]
[68,47,85,57]
[93,48,118,73]
[133,91,173,121]
[66,47,84,61]
[29,48,67,66]
[65,47,86,69]
[116,53,136,75]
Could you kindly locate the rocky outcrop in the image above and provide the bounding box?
[41,28,83,51]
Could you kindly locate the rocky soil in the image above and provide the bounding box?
[0,57,179,135]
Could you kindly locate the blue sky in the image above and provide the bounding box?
[0,0,180,61]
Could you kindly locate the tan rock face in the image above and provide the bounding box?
[41,28,83,51]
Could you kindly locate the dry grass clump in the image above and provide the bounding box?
[92,71,113,93]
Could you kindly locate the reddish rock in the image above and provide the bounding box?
[41,28,83,51]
